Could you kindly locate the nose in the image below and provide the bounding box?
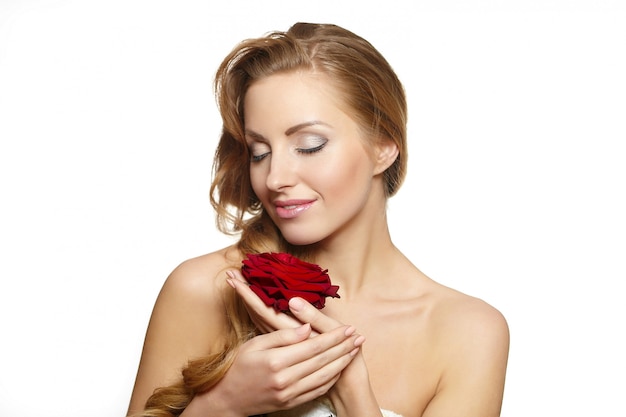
[265,151,297,191]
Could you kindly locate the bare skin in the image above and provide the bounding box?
[127,248,366,417]
[227,248,510,417]
[127,71,509,416]
[128,246,509,417]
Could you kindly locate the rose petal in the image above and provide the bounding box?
[241,252,340,312]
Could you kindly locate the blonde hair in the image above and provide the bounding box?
[136,22,407,416]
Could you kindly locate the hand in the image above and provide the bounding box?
[226,269,358,337]
[287,296,353,335]
[193,321,363,416]
[226,269,304,334]
[225,269,373,416]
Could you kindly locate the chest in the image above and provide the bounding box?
[329,306,440,417]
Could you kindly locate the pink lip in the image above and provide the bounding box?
[274,199,316,219]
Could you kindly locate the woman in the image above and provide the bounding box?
[127,22,509,417]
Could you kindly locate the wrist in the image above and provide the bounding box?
[181,387,243,417]
[329,354,381,416]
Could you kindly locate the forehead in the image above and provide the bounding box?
[243,71,352,128]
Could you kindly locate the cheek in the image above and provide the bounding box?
[314,149,374,196]
[249,166,267,199]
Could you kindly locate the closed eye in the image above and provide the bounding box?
[297,140,327,155]
[248,140,271,162]
[250,151,270,162]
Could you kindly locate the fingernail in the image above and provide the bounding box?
[225,270,235,279]
[354,335,365,347]
[344,326,356,337]
[289,297,305,312]
[226,278,235,289]
[350,347,360,357]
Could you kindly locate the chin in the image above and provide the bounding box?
[283,236,321,247]
[280,229,324,247]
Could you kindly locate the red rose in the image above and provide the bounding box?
[241,252,340,312]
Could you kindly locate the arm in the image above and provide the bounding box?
[229,272,383,417]
[127,253,230,415]
[183,322,362,417]
[128,253,363,417]
[422,300,510,417]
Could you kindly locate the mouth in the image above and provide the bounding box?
[274,199,316,219]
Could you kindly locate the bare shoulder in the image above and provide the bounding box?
[420,283,510,416]
[127,245,242,415]
[425,282,509,361]
[149,245,244,354]
[162,245,241,301]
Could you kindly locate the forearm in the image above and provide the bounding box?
[180,389,244,417]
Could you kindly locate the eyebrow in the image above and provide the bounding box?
[245,120,331,141]
[284,121,331,136]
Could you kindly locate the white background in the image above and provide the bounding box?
[1,1,624,416]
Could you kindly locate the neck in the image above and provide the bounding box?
[311,205,400,300]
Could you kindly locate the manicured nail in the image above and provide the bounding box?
[226,278,235,289]
[289,297,305,312]
[344,326,356,337]
[225,270,235,279]
[350,347,360,356]
[353,335,365,347]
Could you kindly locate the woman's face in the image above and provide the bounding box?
[243,71,387,246]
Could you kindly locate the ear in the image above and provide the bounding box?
[373,139,399,175]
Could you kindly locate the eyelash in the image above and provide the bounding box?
[249,142,327,162]
[251,152,269,162]
[297,143,326,154]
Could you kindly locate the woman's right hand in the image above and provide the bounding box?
[182,322,363,417]
[225,269,311,335]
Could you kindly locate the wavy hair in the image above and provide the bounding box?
[134,22,407,416]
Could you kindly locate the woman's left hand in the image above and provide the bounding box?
[227,269,382,417]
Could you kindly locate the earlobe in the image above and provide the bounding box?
[374,140,399,175]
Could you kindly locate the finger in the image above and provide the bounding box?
[288,297,345,334]
[288,328,363,376]
[227,269,279,318]
[267,327,363,402]
[225,268,250,285]
[280,373,341,410]
[287,346,358,402]
[270,324,362,372]
[244,323,312,352]
[227,270,303,332]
